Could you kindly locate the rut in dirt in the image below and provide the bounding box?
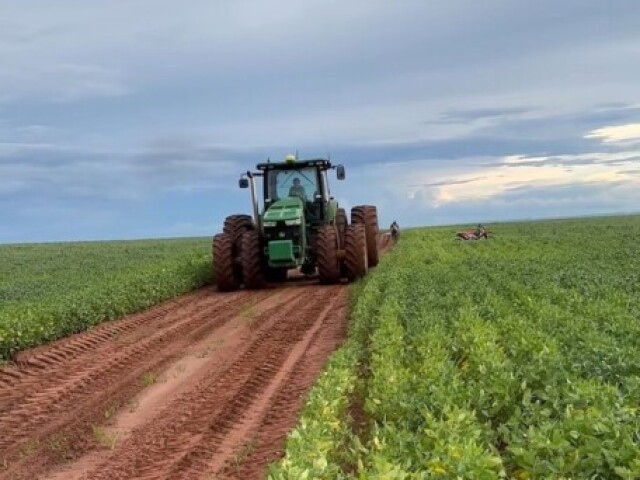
[0,281,348,480]
[81,285,347,480]
[0,288,260,454]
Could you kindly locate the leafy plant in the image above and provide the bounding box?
[271,216,640,478]
[0,237,212,359]
[92,424,118,450]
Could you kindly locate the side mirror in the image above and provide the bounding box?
[239,178,249,189]
[336,164,345,180]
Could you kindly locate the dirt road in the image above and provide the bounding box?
[0,235,394,479]
[0,279,347,480]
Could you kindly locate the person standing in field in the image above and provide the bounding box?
[390,220,400,240]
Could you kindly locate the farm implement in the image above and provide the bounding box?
[456,224,491,240]
[213,155,379,290]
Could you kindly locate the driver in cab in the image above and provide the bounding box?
[288,177,307,200]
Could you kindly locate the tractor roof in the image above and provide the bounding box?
[256,158,333,171]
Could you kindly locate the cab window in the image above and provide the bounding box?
[268,167,319,201]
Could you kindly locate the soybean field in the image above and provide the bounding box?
[2,217,639,479]
[0,237,212,359]
[271,215,640,479]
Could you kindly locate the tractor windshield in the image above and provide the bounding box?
[267,167,320,202]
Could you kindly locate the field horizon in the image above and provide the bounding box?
[3,211,639,247]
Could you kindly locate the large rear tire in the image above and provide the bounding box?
[220,214,255,284]
[223,214,254,241]
[241,230,266,289]
[317,226,341,284]
[335,207,348,248]
[351,205,379,268]
[344,224,368,282]
[213,233,239,291]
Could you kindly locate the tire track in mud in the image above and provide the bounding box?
[0,287,272,476]
[0,291,207,396]
[169,287,347,480]
[0,281,350,480]
[221,291,348,479]
[75,285,346,480]
[203,286,349,480]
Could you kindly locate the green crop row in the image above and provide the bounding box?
[270,216,640,479]
[0,238,212,359]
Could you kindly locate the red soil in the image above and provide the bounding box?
[0,235,395,479]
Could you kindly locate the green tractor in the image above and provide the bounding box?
[213,156,379,290]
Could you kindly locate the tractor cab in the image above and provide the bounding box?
[259,159,343,225]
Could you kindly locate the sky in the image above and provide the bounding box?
[1,0,639,243]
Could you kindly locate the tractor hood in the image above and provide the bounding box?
[263,197,303,222]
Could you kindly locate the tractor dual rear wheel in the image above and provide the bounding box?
[223,214,254,241]
[213,233,239,291]
[344,223,368,282]
[212,214,255,290]
[317,226,341,284]
[351,205,379,268]
[335,207,348,248]
[241,230,266,289]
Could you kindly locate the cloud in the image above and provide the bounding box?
[329,142,640,229]
[585,123,640,144]
[409,177,486,188]
[402,177,640,227]
[0,61,129,104]
[500,152,640,168]
[421,152,639,207]
[0,140,249,202]
[434,106,534,123]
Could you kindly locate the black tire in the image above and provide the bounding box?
[223,214,254,241]
[222,214,255,282]
[365,206,380,267]
[335,207,348,248]
[241,230,266,289]
[317,226,341,284]
[344,224,368,282]
[213,233,239,291]
[351,205,379,268]
[266,267,288,282]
